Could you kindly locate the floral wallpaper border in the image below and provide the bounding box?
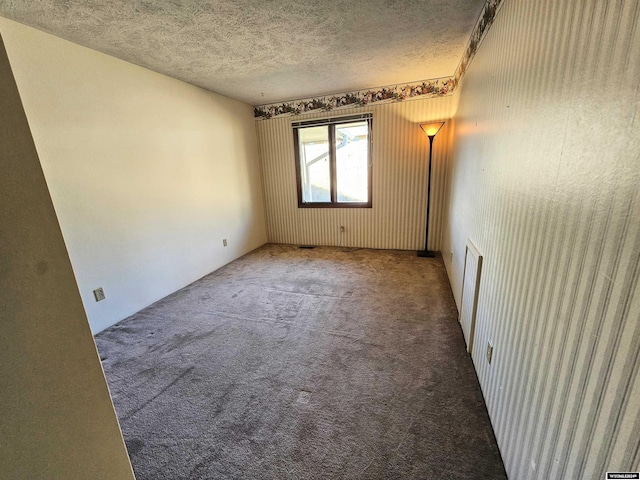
[452,0,504,90]
[254,0,504,120]
[253,78,455,119]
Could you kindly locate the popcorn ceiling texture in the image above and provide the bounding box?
[0,0,485,105]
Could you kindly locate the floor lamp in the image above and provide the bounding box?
[417,121,445,257]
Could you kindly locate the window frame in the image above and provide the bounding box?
[293,114,373,208]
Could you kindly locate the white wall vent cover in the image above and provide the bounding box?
[460,239,483,355]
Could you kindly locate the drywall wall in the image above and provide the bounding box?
[256,95,458,250]
[0,17,267,333]
[0,32,134,480]
[443,0,640,478]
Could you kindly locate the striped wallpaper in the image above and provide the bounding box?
[443,0,640,479]
[255,95,459,251]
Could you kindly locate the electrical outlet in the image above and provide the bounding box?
[487,342,494,364]
[223,238,227,247]
[93,287,105,302]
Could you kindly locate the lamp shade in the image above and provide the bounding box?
[420,122,445,138]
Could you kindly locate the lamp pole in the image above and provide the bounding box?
[417,122,444,258]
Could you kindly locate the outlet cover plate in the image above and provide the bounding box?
[223,238,228,247]
[93,287,105,302]
[487,342,493,364]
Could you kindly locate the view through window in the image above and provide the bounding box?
[294,114,372,207]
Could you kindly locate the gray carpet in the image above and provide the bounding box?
[96,244,507,479]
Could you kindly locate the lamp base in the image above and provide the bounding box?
[417,250,435,258]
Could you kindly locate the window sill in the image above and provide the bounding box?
[298,202,372,208]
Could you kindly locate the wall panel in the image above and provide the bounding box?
[256,95,459,250]
[0,17,267,333]
[443,0,640,478]
[0,31,134,479]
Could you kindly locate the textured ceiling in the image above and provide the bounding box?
[0,0,486,105]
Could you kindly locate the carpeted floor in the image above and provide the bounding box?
[96,244,507,479]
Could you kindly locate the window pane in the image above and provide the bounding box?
[335,121,369,203]
[298,126,331,203]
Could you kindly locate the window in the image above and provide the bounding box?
[293,114,372,207]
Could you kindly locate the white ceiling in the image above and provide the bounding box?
[0,0,486,105]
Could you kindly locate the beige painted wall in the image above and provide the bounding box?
[0,33,134,480]
[256,95,458,250]
[443,0,640,478]
[0,17,267,333]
